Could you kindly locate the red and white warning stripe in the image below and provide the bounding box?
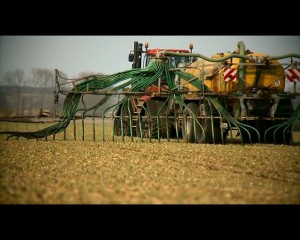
[286,68,300,82]
[223,68,237,82]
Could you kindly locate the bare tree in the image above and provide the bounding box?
[30,68,70,117]
[32,68,54,87]
[3,69,26,116]
[0,68,70,117]
[31,68,57,111]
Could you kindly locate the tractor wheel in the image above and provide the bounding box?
[143,99,170,139]
[114,102,135,137]
[182,101,224,144]
[182,102,202,143]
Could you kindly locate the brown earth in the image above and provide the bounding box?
[0,120,299,204]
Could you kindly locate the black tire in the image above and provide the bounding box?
[144,99,170,139]
[182,102,202,143]
[182,101,224,144]
[113,118,121,136]
[202,101,224,144]
[114,102,135,137]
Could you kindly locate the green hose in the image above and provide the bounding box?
[0,61,165,140]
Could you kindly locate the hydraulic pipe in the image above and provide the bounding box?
[237,41,245,92]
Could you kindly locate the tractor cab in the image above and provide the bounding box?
[143,48,191,68]
[128,41,194,69]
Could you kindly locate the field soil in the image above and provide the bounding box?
[0,119,299,204]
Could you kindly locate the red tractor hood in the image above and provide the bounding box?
[146,49,190,56]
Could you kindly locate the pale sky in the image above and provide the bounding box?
[0,35,299,83]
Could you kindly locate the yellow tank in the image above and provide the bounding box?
[183,51,285,95]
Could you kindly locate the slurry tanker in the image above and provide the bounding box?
[2,41,300,144]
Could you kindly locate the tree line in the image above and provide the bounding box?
[0,68,106,118]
